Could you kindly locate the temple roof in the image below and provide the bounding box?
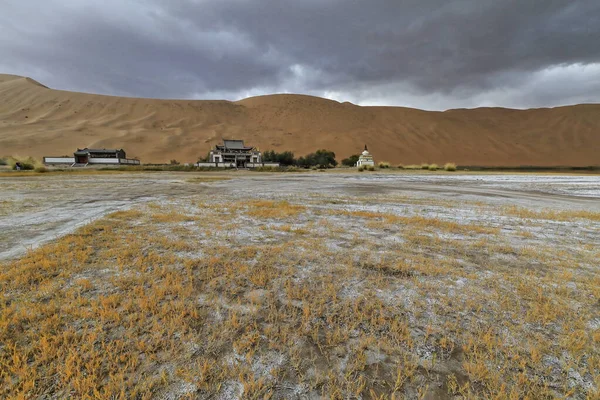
[74,148,123,155]
[216,139,255,151]
[223,140,246,149]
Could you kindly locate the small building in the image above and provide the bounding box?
[356,145,375,167]
[196,139,279,168]
[43,148,141,167]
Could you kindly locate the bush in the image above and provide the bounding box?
[428,164,439,171]
[421,163,430,170]
[8,156,39,170]
[444,162,457,171]
[367,165,375,171]
[263,150,296,166]
[378,161,390,169]
[34,166,48,173]
[169,159,180,165]
[357,165,365,172]
[0,158,7,166]
[403,164,421,170]
[13,162,34,170]
[396,164,404,169]
[342,154,360,167]
[296,149,337,168]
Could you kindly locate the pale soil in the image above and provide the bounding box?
[1,172,599,261]
[1,172,599,398]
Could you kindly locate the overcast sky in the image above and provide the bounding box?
[1,0,599,110]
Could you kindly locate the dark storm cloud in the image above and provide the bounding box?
[1,0,599,109]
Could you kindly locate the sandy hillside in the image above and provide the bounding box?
[0,73,599,166]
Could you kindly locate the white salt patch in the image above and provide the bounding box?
[216,380,244,400]
[588,318,600,330]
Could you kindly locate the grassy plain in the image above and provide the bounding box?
[0,173,599,399]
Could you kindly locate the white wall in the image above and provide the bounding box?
[43,157,75,164]
[357,159,375,167]
[196,162,233,168]
[43,157,140,165]
[119,159,141,165]
[88,158,120,164]
[246,163,280,168]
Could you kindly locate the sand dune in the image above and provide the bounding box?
[0,73,598,166]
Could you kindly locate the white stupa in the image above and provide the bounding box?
[356,145,375,167]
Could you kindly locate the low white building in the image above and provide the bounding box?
[44,148,141,167]
[356,145,375,167]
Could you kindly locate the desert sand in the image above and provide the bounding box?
[0,73,598,166]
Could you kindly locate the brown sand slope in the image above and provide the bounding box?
[0,73,598,166]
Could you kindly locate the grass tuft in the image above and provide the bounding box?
[444,162,457,171]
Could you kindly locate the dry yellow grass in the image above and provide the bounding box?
[338,209,500,235]
[502,205,600,221]
[0,190,598,398]
[246,200,306,219]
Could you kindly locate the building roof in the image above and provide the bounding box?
[74,148,123,155]
[216,139,255,151]
[223,140,246,149]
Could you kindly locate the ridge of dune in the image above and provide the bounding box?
[0,74,599,166]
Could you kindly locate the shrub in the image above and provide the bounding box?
[421,163,430,170]
[13,162,34,170]
[404,164,421,170]
[444,162,457,171]
[358,165,365,172]
[296,149,337,168]
[263,150,296,166]
[428,164,439,171]
[8,156,39,170]
[367,165,375,171]
[169,159,180,165]
[342,154,360,167]
[378,161,390,169]
[34,166,48,173]
[0,158,7,166]
[396,164,404,169]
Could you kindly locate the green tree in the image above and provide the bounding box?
[341,154,360,167]
[262,150,296,166]
[276,151,295,166]
[296,149,337,168]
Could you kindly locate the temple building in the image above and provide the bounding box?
[356,145,375,167]
[210,140,261,167]
[43,148,141,167]
[197,139,279,168]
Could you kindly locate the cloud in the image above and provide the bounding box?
[1,0,599,109]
